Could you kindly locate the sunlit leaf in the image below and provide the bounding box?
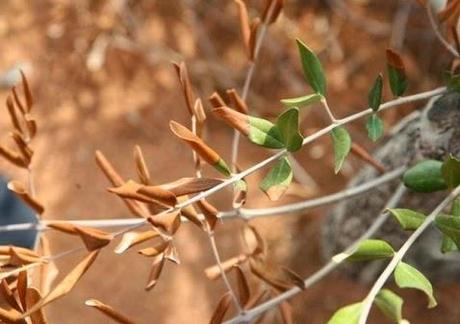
[259,156,293,201]
[387,208,426,230]
[368,73,383,112]
[442,154,460,188]
[394,262,437,308]
[296,39,326,96]
[343,239,394,262]
[386,49,407,97]
[327,302,362,324]
[402,160,447,192]
[331,126,351,174]
[366,114,384,142]
[280,93,322,108]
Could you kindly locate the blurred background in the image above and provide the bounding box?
[0,0,458,323]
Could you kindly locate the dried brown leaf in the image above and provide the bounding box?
[248,18,261,60]
[0,263,41,282]
[173,62,196,117]
[280,266,305,290]
[74,226,113,251]
[9,247,45,266]
[208,92,226,109]
[243,225,266,256]
[0,279,22,311]
[234,0,251,57]
[179,199,204,230]
[160,177,223,197]
[10,132,32,164]
[136,185,177,207]
[20,71,33,112]
[47,222,78,235]
[138,241,169,257]
[12,87,25,115]
[114,230,159,254]
[169,121,221,166]
[350,143,385,174]
[233,265,250,307]
[7,180,43,214]
[24,114,37,139]
[386,48,405,71]
[212,107,249,136]
[0,145,27,168]
[249,256,292,291]
[17,271,28,311]
[6,96,23,134]
[39,235,59,296]
[0,306,25,324]
[133,145,150,185]
[22,250,99,317]
[209,292,232,324]
[25,288,48,324]
[164,243,180,264]
[244,287,269,310]
[145,255,165,291]
[196,199,219,230]
[279,301,293,324]
[85,299,135,324]
[148,210,181,235]
[205,254,248,280]
[261,0,284,24]
[193,98,206,124]
[226,89,248,114]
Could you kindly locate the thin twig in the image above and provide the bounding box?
[224,184,407,324]
[426,5,460,58]
[358,185,460,324]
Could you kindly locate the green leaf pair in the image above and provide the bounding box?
[366,74,385,142]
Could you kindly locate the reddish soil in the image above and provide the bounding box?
[0,1,458,323]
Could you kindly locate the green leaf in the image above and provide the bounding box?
[435,214,460,250]
[281,93,322,108]
[402,160,447,193]
[344,239,394,262]
[328,302,362,324]
[441,197,460,253]
[276,108,303,152]
[375,289,404,323]
[394,262,437,308]
[213,158,232,177]
[387,208,426,231]
[259,156,293,201]
[248,116,285,149]
[331,126,351,174]
[296,39,327,96]
[366,114,384,142]
[386,49,407,97]
[441,154,460,189]
[368,74,383,112]
[443,71,460,92]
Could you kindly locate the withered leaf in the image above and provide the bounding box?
[95,151,146,218]
[10,132,32,164]
[20,71,33,112]
[248,18,261,60]
[17,271,28,311]
[6,96,23,134]
[133,145,150,185]
[209,292,232,324]
[136,185,177,207]
[164,243,180,265]
[196,199,219,231]
[205,254,248,280]
[193,98,206,124]
[25,288,48,324]
[234,0,251,58]
[0,279,22,311]
[226,89,248,114]
[145,255,166,291]
[280,266,305,290]
[39,235,59,296]
[148,210,181,235]
[244,287,269,310]
[47,222,78,235]
[74,226,113,251]
[138,241,169,257]
[7,180,44,215]
[233,265,250,307]
[0,263,42,282]
[243,225,266,256]
[0,306,25,324]
[179,200,204,230]
[279,301,293,324]
[249,257,292,291]
[208,92,226,109]
[159,177,223,197]
[114,230,159,254]
[212,107,249,136]
[261,0,284,24]
[350,143,385,174]
[173,62,196,117]
[85,299,136,324]
[9,247,46,266]
[0,145,27,168]
[22,250,100,317]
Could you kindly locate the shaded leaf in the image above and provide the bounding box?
[296,39,326,96]
[387,208,426,231]
[403,160,447,192]
[327,302,362,324]
[368,73,384,112]
[435,214,460,249]
[331,126,351,174]
[441,197,460,253]
[233,265,250,307]
[394,262,437,308]
[366,114,384,142]
[22,251,100,317]
[386,49,407,97]
[280,93,322,108]
[210,292,232,324]
[375,289,404,324]
[259,157,292,201]
[441,154,460,188]
[85,299,135,324]
[276,108,303,152]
